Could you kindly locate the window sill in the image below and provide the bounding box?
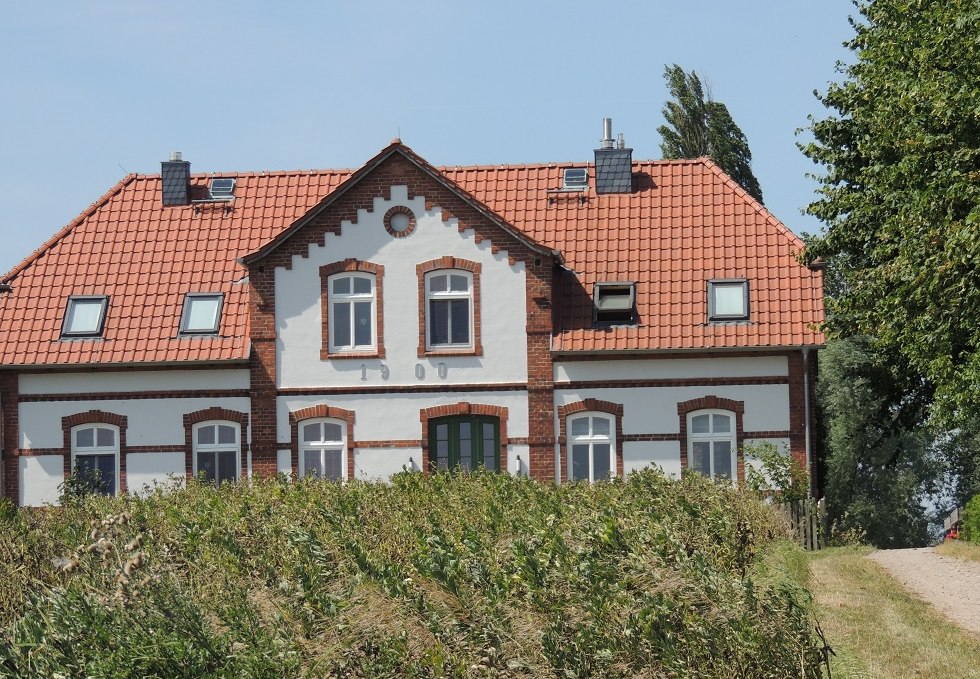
[321,349,386,360]
[418,345,484,358]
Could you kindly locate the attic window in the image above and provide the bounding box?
[208,178,236,201]
[180,293,223,335]
[62,296,108,338]
[594,282,635,324]
[562,168,588,191]
[708,280,749,321]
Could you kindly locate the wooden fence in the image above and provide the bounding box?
[779,497,827,551]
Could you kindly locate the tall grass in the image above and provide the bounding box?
[0,470,824,677]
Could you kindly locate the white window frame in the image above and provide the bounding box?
[687,409,738,481]
[424,270,474,350]
[298,418,347,481]
[179,293,223,335]
[62,295,109,338]
[71,423,120,496]
[708,279,749,321]
[192,420,241,485]
[566,413,616,482]
[327,272,377,353]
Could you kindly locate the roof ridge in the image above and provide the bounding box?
[1,174,137,283]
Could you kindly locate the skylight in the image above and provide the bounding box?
[562,168,588,191]
[208,178,236,201]
[708,280,749,321]
[594,282,635,324]
[62,296,108,338]
[180,293,223,335]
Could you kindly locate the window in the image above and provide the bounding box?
[193,421,239,485]
[62,296,108,338]
[567,414,616,482]
[562,167,588,191]
[688,410,736,480]
[428,416,499,472]
[594,282,635,324]
[208,177,236,200]
[180,293,223,335]
[72,424,119,495]
[708,280,749,321]
[425,271,473,349]
[328,272,376,352]
[299,419,347,480]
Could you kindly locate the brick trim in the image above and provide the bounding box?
[555,376,788,390]
[319,259,386,360]
[1,371,19,503]
[557,399,625,481]
[62,410,129,495]
[416,257,483,357]
[419,402,508,472]
[383,205,417,238]
[676,396,745,482]
[289,404,356,480]
[19,389,250,402]
[183,407,249,483]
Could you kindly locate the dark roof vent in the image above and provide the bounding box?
[594,281,636,324]
[594,118,633,194]
[161,151,191,206]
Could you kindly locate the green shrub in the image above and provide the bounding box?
[0,471,825,677]
[963,494,980,542]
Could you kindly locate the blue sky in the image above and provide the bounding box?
[0,1,855,277]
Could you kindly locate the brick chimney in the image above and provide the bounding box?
[161,151,191,206]
[594,118,633,194]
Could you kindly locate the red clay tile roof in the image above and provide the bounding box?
[0,145,823,367]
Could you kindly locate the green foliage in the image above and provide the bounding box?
[801,0,980,427]
[963,495,980,543]
[0,472,825,677]
[817,336,934,548]
[658,64,764,203]
[744,442,810,505]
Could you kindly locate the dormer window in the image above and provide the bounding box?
[708,280,749,321]
[180,293,223,335]
[562,167,588,191]
[62,296,108,338]
[208,178,236,201]
[594,282,635,324]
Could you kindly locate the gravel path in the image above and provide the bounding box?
[869,547,980,635]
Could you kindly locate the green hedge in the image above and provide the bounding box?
[0,470,824,677]
[963,495,980,543]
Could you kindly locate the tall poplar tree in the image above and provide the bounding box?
[658,64,764,204]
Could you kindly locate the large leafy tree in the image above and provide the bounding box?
[802,0,980,425]
[658,64,764,203]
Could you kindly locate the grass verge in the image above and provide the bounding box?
[935,539,980,564]
[807,547,980,679]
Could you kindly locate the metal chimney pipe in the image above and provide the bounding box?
[601,118,614,149]
[170,151,182,162]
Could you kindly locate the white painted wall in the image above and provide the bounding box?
[125,452,185,497]
[555,384,790,434]
[19,397,251,449]
[19,369,249,394]
[623,441,682,478]
[277,450,292,476]
[19,456,63,506]
[554,355,788,382]
[354,448,419,481]
[275,185,529,389]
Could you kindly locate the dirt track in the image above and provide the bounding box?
[869,547,980,635]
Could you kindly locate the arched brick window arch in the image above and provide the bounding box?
[676,395,745,482]
[319,259,386,360]
[289,405,356,480]
[183,407,249,483]
[420,402,508,472]
[557,399,624,481]
[62,410,128,493]
[416,257,483,357]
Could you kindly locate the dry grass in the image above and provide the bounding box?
[935,539,980,564]
[808,547,980,679]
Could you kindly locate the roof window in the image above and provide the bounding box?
[208,178,236,201]
[594,282,635,324]
[180,293,223,335]
[561,168,588,191]
[708,280,749,321]
[62,296,108,338]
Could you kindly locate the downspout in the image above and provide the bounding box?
[802,348,813,496]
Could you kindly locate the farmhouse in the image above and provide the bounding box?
[0,121,824,506]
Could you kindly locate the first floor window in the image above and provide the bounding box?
[300,419,346,480]
[72,424,119,495]
[329,272,376,352]
[688,410,736,480]
[567,414,615,482]
[194,421,240,485]
[429,415,499,472]
[425,270,473,349]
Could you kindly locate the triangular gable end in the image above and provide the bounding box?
[240,141,561,267]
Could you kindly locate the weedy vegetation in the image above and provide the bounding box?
[0,470,825,677]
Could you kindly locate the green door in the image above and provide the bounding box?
[428,416,500,472]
